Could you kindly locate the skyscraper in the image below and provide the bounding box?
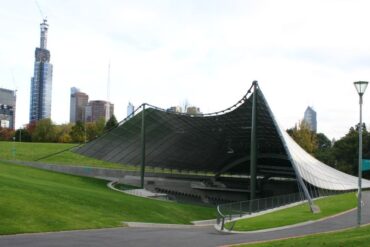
[70,87,89,123]
[166,106,182,113]
[29,19,53,122]
[303,106,317,133]
[85,100,114,123]
[0,88,16,129]
[127,102,135,118]
[186,106,202,115]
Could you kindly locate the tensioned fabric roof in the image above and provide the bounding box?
[76,83,370,191]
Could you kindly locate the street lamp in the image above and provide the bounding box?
[354,80,368,226]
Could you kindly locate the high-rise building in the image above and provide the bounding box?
[127,102,135,118]
[70,87,89,123]
[70,87,80,95]
[29,19,53,122]
[303,106,317,133]
[0,88,16,129]
[167,106,182,113]
[186,106,201,115]
[85,100,114,123]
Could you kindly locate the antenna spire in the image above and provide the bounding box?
[39,19,48,49]
[105,61,111,122]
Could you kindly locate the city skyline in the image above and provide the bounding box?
[1,1,370,139]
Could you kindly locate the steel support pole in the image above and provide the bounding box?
[358,95,363,226]
[140,104,146,188]
[250,81,257,200]
[255,82,317,213]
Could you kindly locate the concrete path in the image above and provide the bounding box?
[1,192,369,247]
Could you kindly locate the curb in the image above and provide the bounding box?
[191,219,217,226]
[216,207,357,234]
[123,222,207,229]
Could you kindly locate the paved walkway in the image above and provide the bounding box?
[1,192,369,247]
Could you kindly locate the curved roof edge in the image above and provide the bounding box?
[257,85,370,191]
[281,129,370,190]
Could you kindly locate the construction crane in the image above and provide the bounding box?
[35,0,47,20]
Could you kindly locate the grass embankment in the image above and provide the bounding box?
[0,141,214,175]
[237,224,370,247]
[0,141,136,170]
[0,162,216,235]
[227,192,356,231]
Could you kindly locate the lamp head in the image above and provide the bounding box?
[354,81,368,96]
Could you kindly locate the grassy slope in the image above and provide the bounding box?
[0,141,135,170]
[0,162,216,235]
[228,192,356,231]
[0,141,210,175]
[238,225,370,247]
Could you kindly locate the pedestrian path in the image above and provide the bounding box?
[1,192,369,247]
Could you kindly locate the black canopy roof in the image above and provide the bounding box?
[76,84,294,177]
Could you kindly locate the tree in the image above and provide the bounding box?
[85,118,105,141]
[331,123,370,177]
[25,121,37,141]
[85,122,98,141]
[70,121,85,143]
[105,115,118,131]
[314,133,335,166]
[96,117,105,135]
[55,124,72,143]
[14,128,32,142]
[316,133,332,149]
[0,127,15,141]
[32,119,56,142]
[287,121,317,154]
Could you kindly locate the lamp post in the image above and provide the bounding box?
[354,80,368,226]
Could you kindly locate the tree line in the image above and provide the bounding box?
[0,116,368,178]
[288,121,370,178]
[0,115,118,143]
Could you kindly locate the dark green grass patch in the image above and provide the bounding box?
[0,141,76,161]
[0,162,216,235]
[228,192,356,231]
[0,141,136,170]
[0,142,213,175]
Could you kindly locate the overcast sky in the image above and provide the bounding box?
[1,0,370,140]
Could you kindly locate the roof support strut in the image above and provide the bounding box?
[257,86,320,213]
[249,81,258,200]
[140,104,146,188]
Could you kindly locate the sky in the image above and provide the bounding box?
[1,0,370,140]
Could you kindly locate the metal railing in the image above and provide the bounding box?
[217,192,306,230]
[216,189,350,231]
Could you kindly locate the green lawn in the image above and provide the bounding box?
[0,162,216,235]
[0,141,214,175]
[227,192,356,231]
[0,141,137,170]
[237,224,370,247]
